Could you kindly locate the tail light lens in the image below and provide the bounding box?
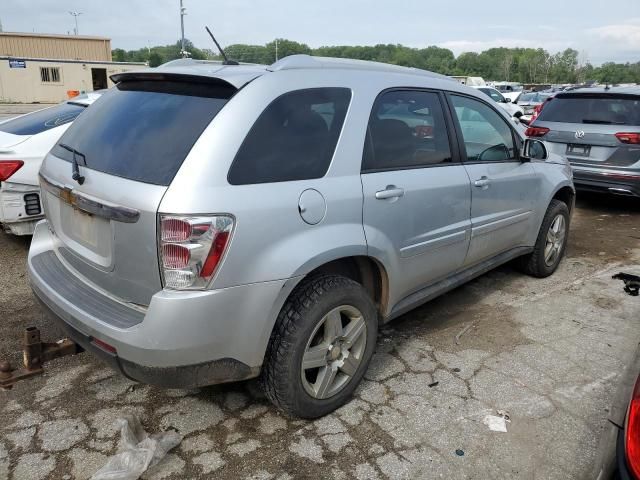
[530,97,552,123]
[525,126,550,137]
[626,375,640,479]
[0,160,24,181]
[616,132,640,145]
[159,215,234,290]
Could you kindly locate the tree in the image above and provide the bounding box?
[112,40,640,84]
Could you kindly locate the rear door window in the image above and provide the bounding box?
[0,103,86,135]
[537,94,640,125]
[228,88,351,185]
[51,80,235,186]
[362,90,452,171]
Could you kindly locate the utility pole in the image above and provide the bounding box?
[69,11,82,35]
[275,39,278,62]
[180,0,187,57]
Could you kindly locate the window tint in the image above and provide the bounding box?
[51,80,234,186]
[450,95,516,162]
[362,90,452,171]
[0,103,85,136]
[536,94,640,125]
[228,88,351,185]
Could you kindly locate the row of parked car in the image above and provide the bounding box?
[0,55,637,452]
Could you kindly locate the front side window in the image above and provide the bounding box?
[450,95,516,162]
[362,90,452,171]
[228,88,351,185]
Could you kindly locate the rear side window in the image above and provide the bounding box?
[0,103,85,135]
[362,90,452,171]
[228,88,351,185]
[537,94,640,125]
[51,80,234,186]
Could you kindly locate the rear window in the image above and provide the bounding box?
[536,94,640,125]
[518,92,551,103]
[0,103,85,135]
[228,88,351,185]
[51,80,234,186]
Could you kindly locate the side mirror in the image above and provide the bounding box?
[505,97,512,103]
[521,138,548,161]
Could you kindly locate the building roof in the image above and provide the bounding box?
[0,31,110,41]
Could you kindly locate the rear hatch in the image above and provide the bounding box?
[533,92,640,169]
[40,75,236,306]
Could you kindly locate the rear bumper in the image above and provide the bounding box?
[28,220,298,387]
[0,182,43,235]
[571,168,640,197]
[34,294,257,387]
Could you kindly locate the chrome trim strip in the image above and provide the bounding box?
[39,174,140,223]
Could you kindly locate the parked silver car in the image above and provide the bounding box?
[28,55,574,418]
[527,86,640,197]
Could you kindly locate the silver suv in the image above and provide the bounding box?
[527,86,640,197]
[28,55,574,418]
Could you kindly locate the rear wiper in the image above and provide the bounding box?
[581,119,625,125]
[59,143,86,185]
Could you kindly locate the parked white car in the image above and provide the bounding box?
[472,86,524,118]
[0,92,101,235]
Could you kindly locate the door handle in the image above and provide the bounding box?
[474,177,490,188]
[375,186,405,200]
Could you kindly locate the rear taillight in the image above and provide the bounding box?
[159,215,234,290]
[616,132,640,145]
[0,160,24,181]
[626,375,640,479]
[530,97,552,123]
[525,126,550,137]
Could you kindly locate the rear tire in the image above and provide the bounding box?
[517,199,570,277]
[260,275,378,418]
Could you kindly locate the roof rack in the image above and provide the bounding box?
[268,54,453,81]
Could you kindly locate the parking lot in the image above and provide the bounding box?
[0,192,637,480]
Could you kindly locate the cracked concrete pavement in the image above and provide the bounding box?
[1,193,639,479]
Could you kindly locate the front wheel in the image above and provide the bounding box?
[260,275,378,418]
[517,199,570,277]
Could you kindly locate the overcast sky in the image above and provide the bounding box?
[2,0,639,65]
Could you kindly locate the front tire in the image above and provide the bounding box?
[260,275,378,418]
[517,199,570,277]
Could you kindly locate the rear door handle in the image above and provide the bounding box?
[375,186,405,200]
[474,177,490,188]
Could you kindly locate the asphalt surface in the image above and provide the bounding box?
[1,192,639,480]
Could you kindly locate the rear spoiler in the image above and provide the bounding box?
[110,71,238,91]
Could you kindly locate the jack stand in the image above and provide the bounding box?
[0,327,82,390]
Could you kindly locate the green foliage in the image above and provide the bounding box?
[113,39,640,84]
[111,39,212,65]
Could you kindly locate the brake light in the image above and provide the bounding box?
[626,375,640,479]
[159,215,233,290]
[530,96,552,123]
[616,132,640,145]
[0,160,24,181]
[525,126,550,137]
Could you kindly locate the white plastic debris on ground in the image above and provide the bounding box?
[482,410,511,433]
[91,414,182,480]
